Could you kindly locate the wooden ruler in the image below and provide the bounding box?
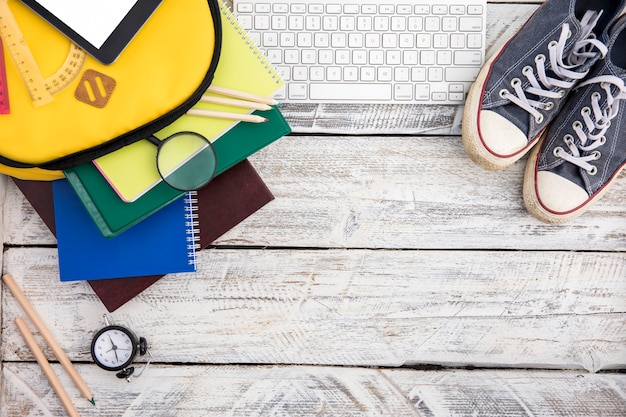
[0,0,86,107]
[0,37,9,114]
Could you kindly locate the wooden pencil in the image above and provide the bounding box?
[15,317,81,417]
[2,274,94,405]
[187,108,268,123]
[206,85,279,106]
[200,94,272,111]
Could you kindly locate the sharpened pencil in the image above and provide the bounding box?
[200,94,272,111]
[206,85,279,106]
[2,274,95,405]
[16,317,81,417]
[187,108,268,123]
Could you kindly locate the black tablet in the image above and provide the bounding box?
[20,0,163,64]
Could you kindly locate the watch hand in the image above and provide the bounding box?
[108,335,117,349]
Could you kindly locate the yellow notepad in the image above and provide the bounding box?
[93,1,283,202]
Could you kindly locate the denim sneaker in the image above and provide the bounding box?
[524,14,626,224]
[462,0,624,171]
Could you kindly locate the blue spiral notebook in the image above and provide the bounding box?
[53,179,197,281]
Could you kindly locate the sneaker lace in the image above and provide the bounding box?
[500,10,608,123]
[554,75,626,175]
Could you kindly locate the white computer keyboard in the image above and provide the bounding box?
[233,0,486,105]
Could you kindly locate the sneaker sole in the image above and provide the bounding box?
[523,138,626,224]
[462,40,542,171]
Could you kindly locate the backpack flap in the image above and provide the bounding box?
[0,0,221,180]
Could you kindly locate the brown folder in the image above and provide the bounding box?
[13,159,274,311]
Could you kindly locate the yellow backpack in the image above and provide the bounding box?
[0,0,221,180]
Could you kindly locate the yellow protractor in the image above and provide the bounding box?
[0,0,86,107]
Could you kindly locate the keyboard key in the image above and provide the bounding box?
[288,83,308,99]
[273,3,288,13]
[459,16,483,31]
[394,84,413,100]
[310,66,325,81]
[446,66,481,82]
[319,49,333,64]
[362,5,377,14]
[309,83,392,101]
[397,5,412,14]
[453,50,482,65]
[415,84,430,100]
[237,2,253,12]
[290,4,306,13]
[468,5,484,14]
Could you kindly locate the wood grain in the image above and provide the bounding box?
[5,136,626,251]
[3,247,624,372]
[1,364,624,417]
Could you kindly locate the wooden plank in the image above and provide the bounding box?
[5,137,626,251]
[3,247,624,371]
[1,364,624,417]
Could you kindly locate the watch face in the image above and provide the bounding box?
[91,325,138,371]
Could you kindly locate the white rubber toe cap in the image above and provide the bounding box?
[536,171,589,213]
[479,110,528,156]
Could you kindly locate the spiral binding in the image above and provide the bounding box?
[184,191,200,266]
[219,2,282,85]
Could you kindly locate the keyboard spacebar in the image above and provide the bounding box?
[309,83,393,101]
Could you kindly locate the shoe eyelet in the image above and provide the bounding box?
[592,92,602,100]
[587,166,598,176]
[563,134,574,145]
[510,78,521,88]
[499,89,509,99]
[556,90,566,98]
[522,66,533,76]
[535,54,546,64]
[592,151,601,160]
[572,121,583,130]
[599,119,611,129]
[548,40,558,49]
[599,136,607,145]
[545,102,554,110]
[535,114,544,124]
[567,29,572,39]
[581,107,591,116]
[553,146,564,157]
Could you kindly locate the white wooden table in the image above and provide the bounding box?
[2,1,625,416]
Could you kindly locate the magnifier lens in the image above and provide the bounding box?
[156,132,217,191]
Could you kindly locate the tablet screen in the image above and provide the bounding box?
[34,0,139,48]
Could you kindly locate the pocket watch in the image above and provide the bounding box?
[91,317,150,380]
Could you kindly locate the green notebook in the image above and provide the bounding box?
[64,106,290,238]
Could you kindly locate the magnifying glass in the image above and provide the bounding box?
[146,132,217,191]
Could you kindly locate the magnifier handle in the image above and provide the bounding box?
[146,135,161,146]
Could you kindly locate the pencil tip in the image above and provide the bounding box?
[90,398,96,406]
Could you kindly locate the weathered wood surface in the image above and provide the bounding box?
[2,248,625,372]
[5,137,626,251]
[2,365,625,417]
[2,1,625,416]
